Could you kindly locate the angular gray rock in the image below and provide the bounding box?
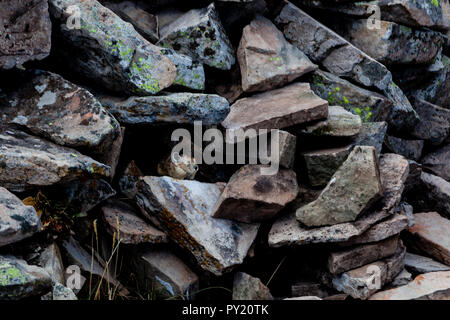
[275,1,418,131]
[0,0,51,69]
[212,165,299,223]
[411,172,450,218]
[307,70,392,123]
[406,211,450,265]
[410,98,450,145]
[388,269,412,289]
[269,153,409,246]
[291,281,329,298]
[352,122,388,156]
[385,135,424,161]
[132,248,198,299]
[300,105,362,137]
[296,146,382,227]
[301,145,351,187]
[0,187,41,247]
[119,160,143,199]
[136,176,259,275]
[238,16,316,92]
[36,242,65,285]
[0,128,111,192]
[328,236,400,275]
[101,200,168,245]
[158,3,235,70]
[49,0,176,95]
[0,255,52,300]
[232,272,273,300]
[258,130,297,169]
[332,241,406,299]
[222,82,329,136]
[0,71,121,153]
[51,283,78,300]
[405,252,450,274]
[99,92,229,126]
[422,144,450,181]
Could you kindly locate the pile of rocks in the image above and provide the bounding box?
[0,0,449,300]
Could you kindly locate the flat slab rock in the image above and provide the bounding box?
[136,176,260,275]
[0,255,52,300]
[212,165,298,223]
[269,153,409,246]
[232,272,273,300]
[49,0,176,95]
[275,1,418,132]
[296,146,382,227]
[369,271,450,300]
[99,92,230,126]
[405,252,450,274]
[238,15,316,92]
[132,248,198,299]
[158,3,235,70]
[406,212,450,266]
[222,82,328,135]
[0,128,111,192]
[0,0,51,69]
[0,187,41,247]
[300,105,362,137]
[101,200,168,245]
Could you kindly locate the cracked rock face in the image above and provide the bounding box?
[0,71,120,153]
[296,146,383,227]
[158,3,235,70]
[0,0,52,69]
[0,187,41,247]
[237,16,316,92]
[136,176,259,275]
[0,127,111,192]
[49,0,176,95]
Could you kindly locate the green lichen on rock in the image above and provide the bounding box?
[0,263,26,286]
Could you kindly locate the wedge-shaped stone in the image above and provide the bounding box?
[0,128,111,192]
[99,92,229,126]
[212,165,298,223]
[222,82,328,136]
[101,200,167,245]
[269,153,409,246]
[296,146,382,227]
[49,0,176,95]
[406,212,450,265]
[300,105,362,137]
[301,145,351,187]
[0,187,41,247]
[385,135,423,161]
[238,16,316,92]
[275,1,418,131]
[136,176,259,275]
[0,0,51,69]
[0,255,52,300]
[0,71,120,153]
[328,236,399,274]
[158,3,235,70]
[352,122,388,156]
[332,241,406,299]
[119,161,143,199]
[370,271,450,300]
[422,144,450,181]
[411,172,450,219]
[405,252,450,274]
[232,272,273,300]
[132,248,198,299]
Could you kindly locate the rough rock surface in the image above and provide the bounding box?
[405,212,450,265]
[422,144,450,181]
[0,187,41,247]
[385,135,424,161]
[238,16,316,92]
[0,255,52,300]
[101,200,168,244]
[296,146,382,227]
[158,3,235,70]
[222,82,328,135]
[49,0,176,95]
[119,161,143,199]
[99,93,230,125]
[0,0,52,69]
[232,272,273,300]
[352,122,388,156]
[405,252,450,274]
[136,176,259,275]
[0,128,111,192]
[410,172,450,218]
[212,165,299,223]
